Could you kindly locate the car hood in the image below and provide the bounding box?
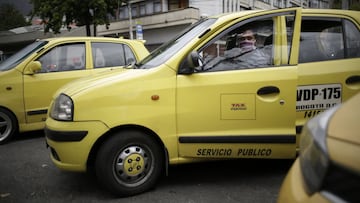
[54,67,146,97]
[327,93,360,145]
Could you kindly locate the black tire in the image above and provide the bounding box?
[95,130,165,197]
[0,108,18,144]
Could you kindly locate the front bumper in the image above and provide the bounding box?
[45,117,109,172]
[45,128,88,142]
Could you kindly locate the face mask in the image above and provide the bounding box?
[240,40,256,53]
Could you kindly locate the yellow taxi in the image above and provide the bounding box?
[45,8,360,196]
[0,37,149,144]
[278,93,360,203]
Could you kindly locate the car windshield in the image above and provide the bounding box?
[0,40,48,71]
[136,18,216,69]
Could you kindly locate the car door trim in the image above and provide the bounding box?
[179,135,296,144]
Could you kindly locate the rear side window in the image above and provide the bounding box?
[299,17,360,63]
[91,42,136,68]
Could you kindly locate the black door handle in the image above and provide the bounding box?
[257,86,280,95]
[346,75,360,85]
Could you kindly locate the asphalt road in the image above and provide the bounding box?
[0,131,294,203]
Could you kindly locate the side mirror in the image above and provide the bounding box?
[189,51,201,67]
[127,58,135,66]
[24,61,42,75]
[179,51,202,74]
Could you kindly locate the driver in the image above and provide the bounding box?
[225,29,257,58]
[203,29,271,71]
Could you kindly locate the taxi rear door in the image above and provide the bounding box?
[176,8,302,159]
[295,13,360,135]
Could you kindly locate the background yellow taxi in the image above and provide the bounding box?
[277,93,360,203]
[0,37,149,144]
[45,8,359,197]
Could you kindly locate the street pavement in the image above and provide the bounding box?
[0,131,294,203]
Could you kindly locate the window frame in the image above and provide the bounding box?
[36,42,86,73]
[194,11,297,72]
[298,16,360,63]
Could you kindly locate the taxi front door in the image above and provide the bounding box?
[23,42,91,124]
[176,8,302,160]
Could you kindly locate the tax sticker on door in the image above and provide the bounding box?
[296,84,342,111]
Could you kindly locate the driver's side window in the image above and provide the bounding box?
[37,43,86,73]
[197,18,274,72]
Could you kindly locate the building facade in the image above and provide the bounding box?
[97,0,331,50]
[0,0,332,56]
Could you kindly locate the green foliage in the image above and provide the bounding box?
[30,0,122,36]
[350,2,360,10]
[332,0,360,10]
[0,4,30,31]
[332,0,342,8]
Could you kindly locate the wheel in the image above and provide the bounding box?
[95,130,165,197]
[0,108,18,144]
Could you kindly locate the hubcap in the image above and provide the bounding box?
[0,112,12,142]
[123,153,145,176]
[114,146,151,186]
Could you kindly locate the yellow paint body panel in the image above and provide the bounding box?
[327,93,360,173]
[46,118,109,171]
